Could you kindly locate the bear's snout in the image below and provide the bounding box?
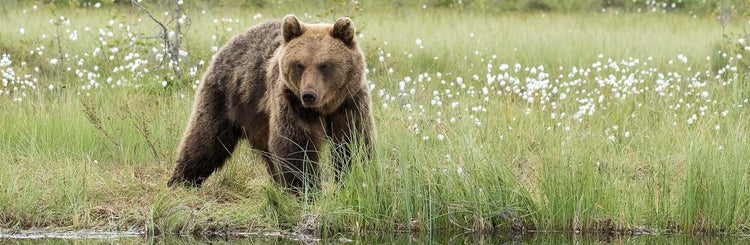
[301,91,318,106]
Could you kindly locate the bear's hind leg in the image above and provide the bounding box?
[167,111,240,188]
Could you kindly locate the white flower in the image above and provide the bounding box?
[94,2,101,8]
[19,28,25,34]
[687,114,697,125]
[437,134,445,141]
[415,38,422,45]
[161,81,167,87]
[0,54,11,67]
[50,58,59,65]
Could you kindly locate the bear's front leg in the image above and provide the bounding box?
[327,92,375,184]
[268,111,325,195]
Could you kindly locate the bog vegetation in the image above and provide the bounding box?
[1,0,750,235]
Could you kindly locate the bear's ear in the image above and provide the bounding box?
[332,17,355,45]
[282,14,304,43]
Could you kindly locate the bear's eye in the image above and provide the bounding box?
[295,62,305,70]
[318,64,330,72]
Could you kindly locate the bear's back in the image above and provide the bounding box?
[203,20,283,127]
[208,20,282,91]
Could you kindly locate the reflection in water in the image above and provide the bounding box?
[3,232,750,244]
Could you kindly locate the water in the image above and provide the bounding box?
[3,230,750,244]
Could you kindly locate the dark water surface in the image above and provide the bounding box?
[2,230,750,244]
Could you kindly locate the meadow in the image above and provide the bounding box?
[1,0,750,237]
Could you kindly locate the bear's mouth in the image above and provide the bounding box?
[301,101,319,108]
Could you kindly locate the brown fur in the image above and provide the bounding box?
[167,15,374,194]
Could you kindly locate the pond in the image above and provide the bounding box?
[3,230,749,244]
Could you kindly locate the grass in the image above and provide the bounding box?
[1,1,750,236]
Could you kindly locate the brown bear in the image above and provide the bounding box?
[167,15,374,193]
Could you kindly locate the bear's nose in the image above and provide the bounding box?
[301,92,317,104]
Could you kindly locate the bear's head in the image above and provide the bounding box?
[279,15,366,114]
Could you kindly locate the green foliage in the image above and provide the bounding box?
[712,30,750,100]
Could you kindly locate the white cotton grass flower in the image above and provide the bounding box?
[687,114,697,125]
[19,28,25,34]
[677,54,687,63]
[0,54,11,67]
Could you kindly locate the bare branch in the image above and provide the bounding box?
[130,0,170,67]
[170,1,183,77]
